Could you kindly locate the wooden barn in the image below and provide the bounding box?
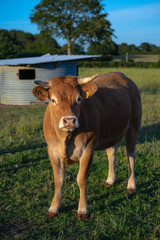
[0,54,99,105]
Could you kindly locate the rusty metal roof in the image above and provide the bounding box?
[0,54,100,66]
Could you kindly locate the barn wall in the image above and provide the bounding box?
[33,61,77,78]
[0,66,38,105]
[0,61,77,105]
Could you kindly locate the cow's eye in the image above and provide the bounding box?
[76,96,82,104]
[51,98,57,105]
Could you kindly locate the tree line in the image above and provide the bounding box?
[0,29,160,59]
[1,0,160,59]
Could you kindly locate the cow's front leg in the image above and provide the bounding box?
[46,147,65,217]
[77,145,93,220]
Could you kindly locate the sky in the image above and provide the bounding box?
[0,0,160,46]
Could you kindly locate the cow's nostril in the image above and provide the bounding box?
[63,118,68,124]
[73,118,76,124]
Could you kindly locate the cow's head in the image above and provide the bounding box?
[32,74,99,133]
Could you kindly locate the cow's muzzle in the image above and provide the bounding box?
[59,116,79,132]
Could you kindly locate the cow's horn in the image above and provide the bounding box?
[33,80,51,86]
[78,74,100,85]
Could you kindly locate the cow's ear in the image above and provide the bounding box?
[32,86,49,101]
[81,83,97,99]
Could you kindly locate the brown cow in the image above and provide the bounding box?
[32,72,142,220]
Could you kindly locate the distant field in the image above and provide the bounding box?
[79,67,160,93]
[113,55,159,62]
[0,68,160,240]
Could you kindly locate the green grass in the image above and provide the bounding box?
[79,67,160,93]
[130,55,159,63]
[114,55,159,63]
[1,68,160,239]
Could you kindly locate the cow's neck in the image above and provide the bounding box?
[49,112,74,158]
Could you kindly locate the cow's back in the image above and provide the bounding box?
[92,72,142,122]
[80,72,142,149]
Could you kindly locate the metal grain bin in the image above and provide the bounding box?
[0,66,36,105]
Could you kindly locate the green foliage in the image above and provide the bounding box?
[0,30,61,59]
[0,29,34,59]
[30,0,114,55]
[118,42,160,55]
[87,40,118,56]
[24,31,61,57]
[0,68,160,239]
[61,43,85,55]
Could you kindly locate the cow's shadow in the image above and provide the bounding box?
[0,140,46,155]
[0,140,47,174]
[138,123,160,144]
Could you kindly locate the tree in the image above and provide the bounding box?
[32,31,61,55]
[30,0,114,55]
[150,44,159,54]
[0,30,33,59]
[128,44,139,54]
[118,43,129,55]
[139,42,151,53]
[0,30,13,59]
[0,29,61,59]
[61,43,85,55]
[87,40,118,56]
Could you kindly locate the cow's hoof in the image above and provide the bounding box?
[105,183,113,188]
[77,213,89,220]
[127,188,136,194]
[46,211,57,218]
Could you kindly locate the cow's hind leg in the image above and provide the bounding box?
[125,119,141,193]
[105,146,117,187]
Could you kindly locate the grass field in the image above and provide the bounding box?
[131,55,159,63]
[79,67,160,93]
[113,55,160,63]
[0,68,160,239]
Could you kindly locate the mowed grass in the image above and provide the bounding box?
[79,67,160,93]
[114,55,159,63]
[131,55,159,63]
[0,68,160,240]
